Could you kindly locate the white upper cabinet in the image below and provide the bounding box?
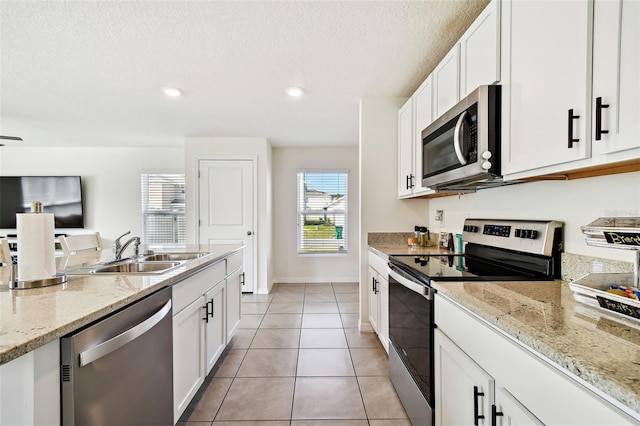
[398,98,415,198]
[398,93,433,199]
[460,0,501,99]
[501,0,592,176]
[433,44,461,118]
[592,0,640,156]
[412,75,435,195]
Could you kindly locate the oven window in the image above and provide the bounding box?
[388,275,434,404]
[423,123,459,179]
[422,103,478,180]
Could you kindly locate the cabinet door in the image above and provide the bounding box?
[226,269,242,342]
[205,282,226,375]
[435,329,494,426]
[413,76,434,195]
[378,274,389,353]
[368,267,380,333]
[592,0,640,156]
[493,387,544,426]
[398,98,415,198]
[460,0,500,98]
[173,297,206,422]
[433,44,460,118]
[502,0,591,175]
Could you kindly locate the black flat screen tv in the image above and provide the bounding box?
[0,176,85,229]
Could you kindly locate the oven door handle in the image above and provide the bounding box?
[388,266,433,300]
[453,110,468,165]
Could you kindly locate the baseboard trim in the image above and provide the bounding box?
[273,276,359,284]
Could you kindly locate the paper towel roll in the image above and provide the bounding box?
[17,213,56,281]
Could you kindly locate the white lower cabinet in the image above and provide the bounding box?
[436,328,543,426]
[368,249,389,352]
[172,253,244,423]
[204,282,226,375]
[435,329,496,426]
[368,267,380,333]
[494,387,545,426]
[0,339,60,426]
[225,254,243,342]
[435,294,638,425]
[173,296,207,422]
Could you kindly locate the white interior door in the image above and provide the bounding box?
[198,159,255,292]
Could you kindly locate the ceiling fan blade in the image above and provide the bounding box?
[0,135,23,141]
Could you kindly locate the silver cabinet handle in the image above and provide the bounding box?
[453,110,468,165]
[79,299,172,367]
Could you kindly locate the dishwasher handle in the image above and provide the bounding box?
[388,265,433,300]
[79,298,172,367]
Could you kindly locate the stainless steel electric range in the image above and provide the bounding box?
[387,218,563,426]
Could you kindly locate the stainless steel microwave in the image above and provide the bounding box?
[421,85,501,191]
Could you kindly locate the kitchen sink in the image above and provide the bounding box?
[89,261,182,274]
[65,251,210,275]
[138,252,209,262]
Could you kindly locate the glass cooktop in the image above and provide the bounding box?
[390,253,550,284]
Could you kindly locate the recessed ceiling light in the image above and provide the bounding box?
[285,86,304,97]
[162,87,182,97]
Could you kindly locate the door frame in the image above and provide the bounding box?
[194,156,258,293]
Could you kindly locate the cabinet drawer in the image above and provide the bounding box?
[368,249,388,276]
[172,261,225,314]
[226,251,243,275]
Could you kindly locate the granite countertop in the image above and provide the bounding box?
[369,243,454,257]
[433,279,640,418]
[0,244,243,365]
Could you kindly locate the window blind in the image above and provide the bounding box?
[141,173,185,244]
[297,171,348,254]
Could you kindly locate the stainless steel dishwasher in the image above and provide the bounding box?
[61,286,173,425]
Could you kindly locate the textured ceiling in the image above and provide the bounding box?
[0,0,488,147]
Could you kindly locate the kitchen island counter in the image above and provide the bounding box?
[369,243,454,257]
[433,279,640,420]
[0,244,243,365]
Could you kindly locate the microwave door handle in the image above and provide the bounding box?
[453,111,468,165]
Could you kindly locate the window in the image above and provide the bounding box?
[141,173,185,244]
[297,171,348,254]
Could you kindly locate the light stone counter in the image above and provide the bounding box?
[369,243,454,257]
[0,244,243,365]
[433,279,640,418]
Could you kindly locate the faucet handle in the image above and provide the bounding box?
[133,237,141,257]
[114,231,131,243]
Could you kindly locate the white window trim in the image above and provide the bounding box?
[141,172,186,245]
[296,169,349,256]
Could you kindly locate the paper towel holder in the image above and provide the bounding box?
[9,270,68,290]
[9,201,68,290]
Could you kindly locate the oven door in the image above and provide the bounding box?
[388,263,434,426]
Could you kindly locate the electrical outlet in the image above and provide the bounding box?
[435,210,444,226]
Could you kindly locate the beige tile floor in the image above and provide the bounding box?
[178,282,410,426]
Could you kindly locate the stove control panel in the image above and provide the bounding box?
[515,229,538,239]
[483,224,511,237]
[462,219,563,257]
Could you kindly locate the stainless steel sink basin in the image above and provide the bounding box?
[65,251,209,275]
[90,261,182,274]
[138,252,209,262]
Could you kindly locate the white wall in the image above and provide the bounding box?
[359,97,430,328]
[427,171,640,263]
[184,137,273,293]
[272,146,359,283]
[0,146,184,246]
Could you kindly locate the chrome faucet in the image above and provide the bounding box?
[113,231,141,260]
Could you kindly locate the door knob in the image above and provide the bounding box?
[247,231,253,235]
